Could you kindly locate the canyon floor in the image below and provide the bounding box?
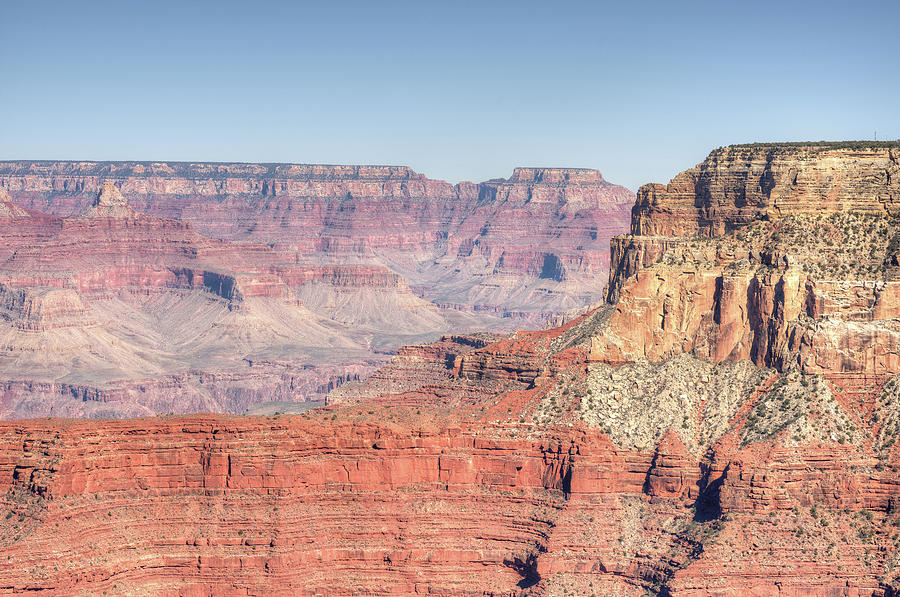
[0,143,898,595]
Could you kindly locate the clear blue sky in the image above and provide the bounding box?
[1,0,897,190]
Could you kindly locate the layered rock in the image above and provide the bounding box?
[0,186,27,219]
[0,161,634,318]
[0,359,896,595]
[326,333,501,403]
[0,284,90,331]
[631,142,900,238]
[80,180,136,218]
[598,142,900,375]
[0,187,61,264]
[0,182,526,418]
[0,161,635,416]
[0,143,897,594]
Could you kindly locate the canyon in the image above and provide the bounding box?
[0,143,898,595]
[0,165,633,418]
[0,162,634,317]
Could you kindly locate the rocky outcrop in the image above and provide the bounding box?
[327,333,500,403]
[454,167,634,282]
[80,180,136,218]
[598,142,900,375]
[631,143,900,238]
[0,285,91,331]
[0,188,61,265]
[0,186,27,219]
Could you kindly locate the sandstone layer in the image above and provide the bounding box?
[599,142,900,376]
[631,142,900,238]
[0,162,634,318]
[0,143,897,595]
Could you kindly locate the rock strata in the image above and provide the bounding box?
[0,162,634,417]
[599,142,900,375]
[0,161,635,318]
[631,143,900,238]
[0,144,897,595]
[0,362,895,595]
[0,182,516,417]
[80,180,136,218]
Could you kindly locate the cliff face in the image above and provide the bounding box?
[0,161,634,317]
[0,144,898,595]
[0,186,28,219]
[600,143,900,375]
[0,187,61,264]
[632,143,900,237]
[0,321,897,595]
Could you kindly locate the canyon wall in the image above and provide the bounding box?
[0,318,897,595]
[0,161,634,317]
[0,144,897,594]
[598,142,900,376]
[0,166,633,418]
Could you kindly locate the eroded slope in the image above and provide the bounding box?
[0,144,897,595]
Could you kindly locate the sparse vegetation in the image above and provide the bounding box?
[578,354,768,454]
[742,370,860,447]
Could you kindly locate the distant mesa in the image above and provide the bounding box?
[81,180,136,218]
[507,167,607,184]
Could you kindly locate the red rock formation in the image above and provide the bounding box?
[0,284,91,331]
[0,416,580,595]
[597,143,900,376]
[631,143,900,238]
[0,382,895,596]
[0,144,896,595]
[0,187,61,264]
[327,333,501,403]
[645,428,699,502]
[81,180,137,218]
[0,161,634,317]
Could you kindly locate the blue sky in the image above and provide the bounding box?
[1,0,897,190]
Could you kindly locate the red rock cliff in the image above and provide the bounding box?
[0,145,897,596]
[631,143,900,238]
[598,142,900,375]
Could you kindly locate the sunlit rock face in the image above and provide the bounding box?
[0,145,897,595]
[600,142,900,376]
[630,143,900,238]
